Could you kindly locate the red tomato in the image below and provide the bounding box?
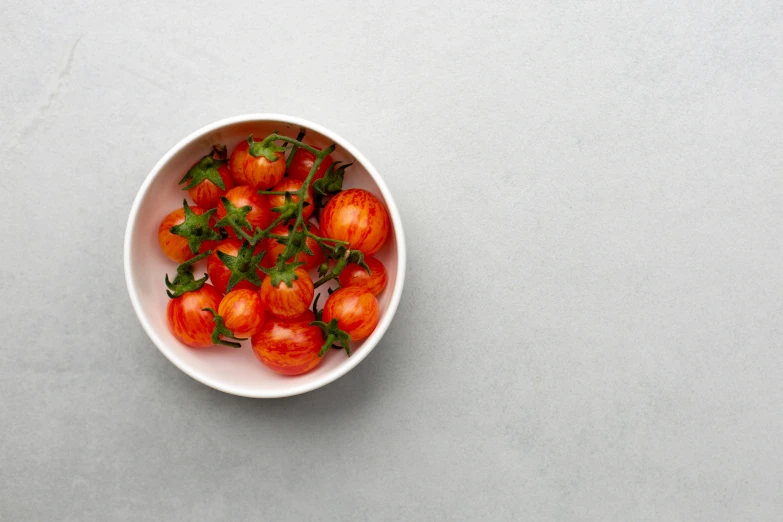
[216,185,273,239]
[207,239,267,294]
[260,267,314,319]
[188,165,235,209]
[323,286,379,341]
[269,178,314,220]
[218,288,266,338]
[338,256,388,296]
[251,317,325,375]
[320,189,390,255]
[244,151,285,190]
[228,138,260,185]
[288,148,334,183]
[157,206,217,263]
[262,222,324,271]
[167,284,223,347]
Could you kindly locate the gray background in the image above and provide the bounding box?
[2,1,782,520]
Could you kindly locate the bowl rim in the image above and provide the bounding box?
[123,113,406,398]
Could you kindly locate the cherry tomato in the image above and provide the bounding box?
[288,147,334,183]
[323,286,379,341]
[244,151,285,190]
[262,222,324,271]
[207,239,267,294]
[228,138,261,185]
[218,288,266,338]
[260,267,314,319]
[216,185,273,239]
[251,317,325,375]
[269,178,314,220]
[157,206,217,263]
[167,284,223,348]
[320,189,390,255]
[188,165,235,209]
[338,256,387,296]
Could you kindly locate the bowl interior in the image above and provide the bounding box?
[126,117,400,397]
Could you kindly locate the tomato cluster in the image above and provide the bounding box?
[158,132,391,376]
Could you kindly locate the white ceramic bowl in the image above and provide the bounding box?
[124,114,406,398]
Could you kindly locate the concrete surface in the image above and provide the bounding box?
[2,1,782,520]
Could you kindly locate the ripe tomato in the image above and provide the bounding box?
[218,288,265,338]
[320,189,390,255]
[269,178,314,220]
[216,185,273,239]
[338,256,387,296]
[244,151,285,190]
[207,239,267,294]
[251,317,325,375]
[262,222,324,271]
[228,138,261,185]
[167,283,223,347]
[288,147,334,183]
[158,206,217,263]
[322,286,379,341]
[260,267,314,319]
[188,165,235,209]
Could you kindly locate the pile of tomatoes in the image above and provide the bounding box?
[156,131,391,376]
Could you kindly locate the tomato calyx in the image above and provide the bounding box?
[216,241,267,292]
[168,200,220,255]
[247,134,287,162]
[202,308,246,348]
[267,191,305,222]
[260,261,305,288]
[312,161,352,196]
[313,249,369,288]
[311,318,352,357]
[179,146,229,191]
[215,196,254,238]
[272,224,314,262]
[165,250,212,298]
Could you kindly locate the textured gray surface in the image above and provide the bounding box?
[2,1,782,520]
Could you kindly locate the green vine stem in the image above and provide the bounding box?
[243,132,337,285]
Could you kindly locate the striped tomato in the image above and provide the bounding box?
[166,284,223,348]
[259,267,314,319]
[320,189,390,255]
[251,316,325,375]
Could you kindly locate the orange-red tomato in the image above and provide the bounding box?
[244,151,285,190]
[216,186,273,239]
[218,288,265,338]
[207,239,267,294]
[157,206,217,263]
[167,284,223,348]
[268,178,314,220]
[262,222,324,271]
[251,317,325,375]
[323,286,379,341]
[228,139,261,185]
[288,148,334,183]
[188,165,235,209]
[260,267,314,319]
[320,189,390,255]
[338,256,388,296]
